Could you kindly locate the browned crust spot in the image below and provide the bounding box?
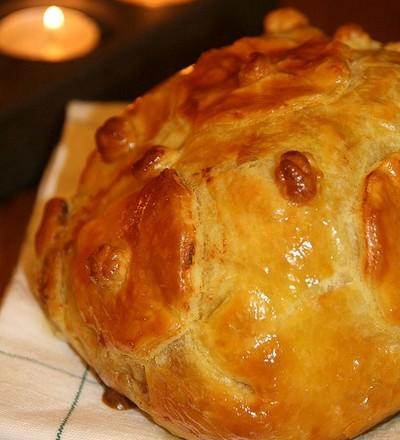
[35,198,68,258]
[132,146,166,176]
[275,151,321,204]
[363,153,400,323]
[264,8,309,34]
[86,244,131,292]
[96,116,135,163]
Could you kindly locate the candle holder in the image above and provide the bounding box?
[0,0,276,200]
[0,5,101,62]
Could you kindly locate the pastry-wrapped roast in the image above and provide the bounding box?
[35,8,400,440]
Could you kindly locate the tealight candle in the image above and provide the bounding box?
[119,0,193,7]
[0,6,100,62]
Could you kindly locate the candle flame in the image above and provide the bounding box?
[43,6,65,30]
[119,0,192,7]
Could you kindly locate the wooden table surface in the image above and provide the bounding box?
[0,189,36,299]
[1,0,400,300]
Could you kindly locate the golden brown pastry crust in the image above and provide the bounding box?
[35,8,400,440]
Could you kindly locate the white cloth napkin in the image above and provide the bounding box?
[0,101,399,440]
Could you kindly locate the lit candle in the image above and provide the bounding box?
[119,0,193,7]
[0,6,100,62]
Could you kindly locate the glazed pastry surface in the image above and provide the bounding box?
[35,8,400,440]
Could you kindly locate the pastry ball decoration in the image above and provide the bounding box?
[35,8,400,440]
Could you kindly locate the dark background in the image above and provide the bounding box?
[1,0,400,296]
[280,0,400,42]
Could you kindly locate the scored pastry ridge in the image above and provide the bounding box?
[35,7,400,440]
